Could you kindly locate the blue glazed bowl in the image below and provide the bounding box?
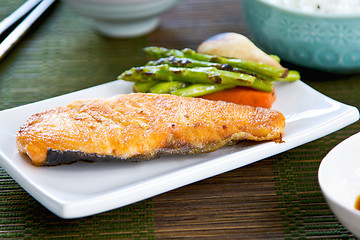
[241,0,360,74]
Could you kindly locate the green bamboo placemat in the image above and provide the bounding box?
[0,169,154,239]
[271,71,360,239]
[273,135,356,239]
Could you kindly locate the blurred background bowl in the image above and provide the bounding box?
[62,0,179,38]
[318,132,360,237]
[241,0,360,74]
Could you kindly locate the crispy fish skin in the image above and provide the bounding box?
[16,93,285,166]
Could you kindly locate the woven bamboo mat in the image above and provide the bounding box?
[0,0,359,239]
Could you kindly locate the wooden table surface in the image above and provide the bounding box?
[0,0,359,239]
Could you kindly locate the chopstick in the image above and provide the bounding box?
[0,0,42,36]
[0,0,57,61]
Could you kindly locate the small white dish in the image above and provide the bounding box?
[0,80,358,219]
[62,0,179,38]
[319,132,360,237]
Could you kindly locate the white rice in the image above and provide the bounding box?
[264,0,360,13]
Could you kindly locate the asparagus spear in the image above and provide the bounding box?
[118,65,256,87]
[144,46,288,78]
[149,81,187,94]
[147,56,218,68]
[147,56,300,83]
[252,78,274,92]
[144,47,184,59]
[147,56,256,76]
[171,84,236,97]
[277,70,300,82]
[133,81,159,93]
[133,79,231,97]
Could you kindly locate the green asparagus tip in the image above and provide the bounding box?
[269,55,281,63]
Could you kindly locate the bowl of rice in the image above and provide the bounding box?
[240,0,360,74]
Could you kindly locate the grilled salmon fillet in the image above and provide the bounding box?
[16,93,285,166]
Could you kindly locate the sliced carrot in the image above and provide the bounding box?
[199,86,276,108]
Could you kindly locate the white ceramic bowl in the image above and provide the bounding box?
[62,0,179,38]
[318,132,360,237]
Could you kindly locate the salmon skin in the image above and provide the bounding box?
[16,93,285,166]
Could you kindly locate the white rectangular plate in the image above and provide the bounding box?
[0,80,358,219]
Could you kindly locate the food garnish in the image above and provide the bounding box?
[197,32,283,68]
[201,87,276,109]
[117,34,300,107]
